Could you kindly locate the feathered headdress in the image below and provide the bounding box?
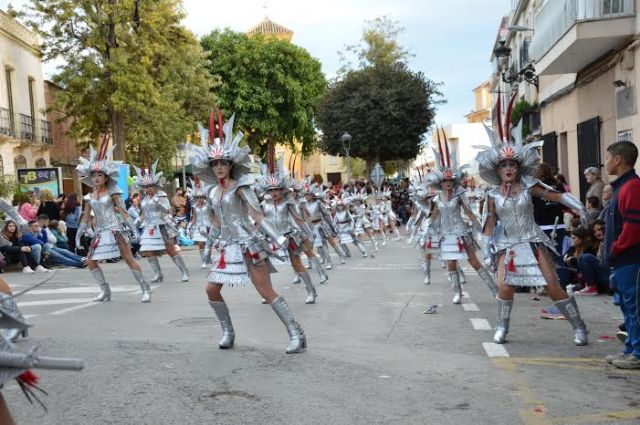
[76,135,122,189]
[475,93,543,185]
[133,159,164,190]
[189,177,207,198]
[348,187,368,203]
[425,126,469,189]
[188,109,252,184]
[258,144,290,191]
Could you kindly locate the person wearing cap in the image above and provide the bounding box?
[584,167,605,205]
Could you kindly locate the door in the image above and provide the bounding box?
[541,131,558,173]
[576,117,601,202]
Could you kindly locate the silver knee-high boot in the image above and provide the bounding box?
[292,274,301,284]
[147,256,163,283]
[477,266,498,297]
[341,243,351,258]
[309,256,329,283]
[90,267,112,302]
[554,296,588,346]
[171,254,189,282]
[298,272,317,304]
[334,243,347,264]
[199,249,209,269]
[0,293,28,340]
[355,241,368,257]
[493,298,513,344]
[422,260,431,285]
[394,227,401,240]
[457,266,467,284]
[450,271,462,304]
[370,235,379,252]
[132,269,151,303]
[209,301,235,349]
[270,296,306,353]
[319,245,333,270]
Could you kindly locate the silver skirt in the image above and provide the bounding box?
[500,242,547,287]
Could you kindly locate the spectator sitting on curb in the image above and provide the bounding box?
[574,221,609,295]
[33,216,85,268]
[49,219,70,250]
[0,221,44,273]
[603,140,640,370]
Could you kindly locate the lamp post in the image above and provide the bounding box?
[341,132,352,184]
[177,142,187,189]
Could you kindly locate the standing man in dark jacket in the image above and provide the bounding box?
[603,141,640,369]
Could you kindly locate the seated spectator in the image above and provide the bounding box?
[48,219,70,250]
[561,227,596,291]
[37,188,61,221]
[25,219,85,268]
[18,192,40,223]
[575,219,609,295]
[0,221,45,273]
[586,196,602,222]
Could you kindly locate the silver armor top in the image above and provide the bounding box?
[83,187,125,232]
[488,180,554,252]
[207,176,261,243]
[262,200,296,234]
[306,199,332,224]
[334,210,354,231]
[433,189,471,235]
[192,204,212,228]
[369,203,382,220]
[140,190,172,226]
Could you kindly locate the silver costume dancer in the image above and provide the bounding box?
[380,189,401,240]
[134,160,189,283]
[75,140,152,303]
[350,189,378,253]
[258,155,322,304]
[477,94,589,346]
[407,180,437,285]
[368,196,385,245]
[304,185,347,269]
[189,179,213,268]
[333,198,369,258]
[426,127,498,304]
[189,111,306,353]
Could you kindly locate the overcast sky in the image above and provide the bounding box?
[3,0,509,126]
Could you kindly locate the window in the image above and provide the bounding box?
[618,129,633,142]
[35,158,46,168]
[13,155,26,171]
[603,0,632,15]
[27,77,36,135]
[4,67,14,135]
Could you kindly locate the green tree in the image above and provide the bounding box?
[23,0,215,167]
[200,29,327,157]
[316,63,441,169]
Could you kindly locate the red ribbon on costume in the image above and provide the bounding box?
[149,227,155,236]
[288,240,297,251]
[90,235,101,250]
[216,249,227,269]
[18,370,39,387]
[507,250,517,272]
[427,238,432,249]
[533,248,540,262]
[458,237,465,252]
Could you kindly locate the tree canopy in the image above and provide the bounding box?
[316,63,439,166]
[23,0,215,168]
[200,29,327,157]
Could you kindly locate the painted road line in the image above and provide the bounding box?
[462,291,470,298]
[482,342,509,358]
[462,302,480,312]
[23,314,38,319]
[19,298,95,307]
[25,285,143,295]
[349,267,420,270]
[470,318,492,330]
[50,302,100,316]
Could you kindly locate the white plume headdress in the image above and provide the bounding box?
[76,135,122,189]
[425,126,469,190]
[133,159,164,190]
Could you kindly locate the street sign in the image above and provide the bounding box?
[370,163,385,189]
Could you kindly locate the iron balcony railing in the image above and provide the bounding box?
[0,107,53,145]
[531,0,635,62]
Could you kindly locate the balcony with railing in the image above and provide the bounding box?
[0,108,53,146]
[530,0,635,75]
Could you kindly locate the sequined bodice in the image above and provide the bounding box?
[209,183,256,242]
[262,201,293,234]
[141,191,171,226]
[193,204,211,227]
[306,201,323,221]
[490,186,551,249]
[87,193,122,231]
[434,192,468,234]
[334,210,352,229]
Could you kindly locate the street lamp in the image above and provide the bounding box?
[341,132,352,183]
[177,142,187,189]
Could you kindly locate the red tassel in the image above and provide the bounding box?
[288,240,297,251]
[149,227,154,236]
[427,238,432,249]
[458,238,465,252]
[508,250,516,272]
[18,370,39,387]
[216,249,226,269]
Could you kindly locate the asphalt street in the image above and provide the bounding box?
[3,241,639,425]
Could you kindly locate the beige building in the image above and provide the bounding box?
[0,9,51,191]
[491,0,640,201]
[465,81,492,123]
